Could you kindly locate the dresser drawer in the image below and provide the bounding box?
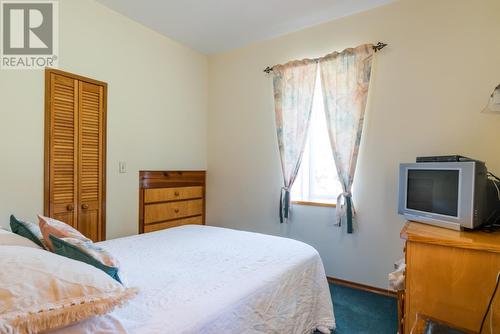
[144,216,203,233]
[144,186,203,203]
[139,170,206,233]
[144,199,203,224]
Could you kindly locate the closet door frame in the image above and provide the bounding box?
[44,68,107,240]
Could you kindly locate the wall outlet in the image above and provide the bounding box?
[119,161,127,173]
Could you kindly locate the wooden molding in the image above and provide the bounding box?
[43,69,51,216]
[327,276,397,298]
[292,200,336,208]
[45,68,108,87]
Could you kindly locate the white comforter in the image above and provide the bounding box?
[51,225,335,334]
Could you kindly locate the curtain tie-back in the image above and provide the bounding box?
[279,186,291,224]
[336,191,354,233]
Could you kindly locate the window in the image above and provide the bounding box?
[291,70,343,205]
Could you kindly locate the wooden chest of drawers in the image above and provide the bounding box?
[139,171,206,233]
[401,222,500,333]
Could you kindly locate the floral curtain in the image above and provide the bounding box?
[272,60,318,223]
[319,44,374,233]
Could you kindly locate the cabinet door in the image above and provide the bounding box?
[78,81,105,242]
[46,73,78,227]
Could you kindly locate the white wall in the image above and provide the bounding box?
[1,0,499,289]
[0,0,208,238]
[207,0,500,288]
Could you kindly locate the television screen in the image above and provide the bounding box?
[407,169,460,217]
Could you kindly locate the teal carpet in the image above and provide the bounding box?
[316,283,398,334]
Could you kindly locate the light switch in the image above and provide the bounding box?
[119,161,127,173]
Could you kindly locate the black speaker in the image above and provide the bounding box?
[485,179,500,225]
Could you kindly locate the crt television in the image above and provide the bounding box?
[398,161,488,230]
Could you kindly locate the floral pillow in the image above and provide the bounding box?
[38,215,90,251]
[10,215,48,249]
[49,235,124,284]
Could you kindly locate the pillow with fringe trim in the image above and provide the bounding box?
[0,228,43,249]
[0,246,137,334]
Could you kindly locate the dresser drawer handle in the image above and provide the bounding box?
[66,204,74,211]
[81,204,89,210]
[174,209,179,213]
[174,191,180,197]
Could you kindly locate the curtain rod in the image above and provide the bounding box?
[263,42,387,74]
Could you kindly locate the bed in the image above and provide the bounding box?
[50,225,335,334]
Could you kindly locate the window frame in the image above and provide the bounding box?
[290,70,341,208]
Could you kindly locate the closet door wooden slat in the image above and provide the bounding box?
[78,81,104,242]
[47,73,78,228]
[45,69,106,242]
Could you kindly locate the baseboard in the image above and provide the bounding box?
[327,276,397,298]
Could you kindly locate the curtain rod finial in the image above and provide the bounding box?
[373,42,387,52]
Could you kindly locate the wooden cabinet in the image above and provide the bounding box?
[401,222,500,333]
[44,69,106,242]
[139,171,206,233]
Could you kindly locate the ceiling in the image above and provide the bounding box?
[96,0,394,55]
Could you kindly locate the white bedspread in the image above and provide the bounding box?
[50,225,335,334]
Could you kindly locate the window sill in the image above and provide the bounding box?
[292,200,336,208]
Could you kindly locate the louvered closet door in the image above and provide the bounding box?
[46,69,106,242]
[78,81,104,242]
[47,73,78,228]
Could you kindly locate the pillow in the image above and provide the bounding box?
[0,229,42,249]
[38,215,90,251]
[0,246,137,334]
[50,235,123,284]
[10,215,47,249]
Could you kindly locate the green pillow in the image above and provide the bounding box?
[10,215,47,249]
[49,234,123,284]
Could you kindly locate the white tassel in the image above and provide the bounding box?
[335,191,352,226]
[1,288,138,334]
